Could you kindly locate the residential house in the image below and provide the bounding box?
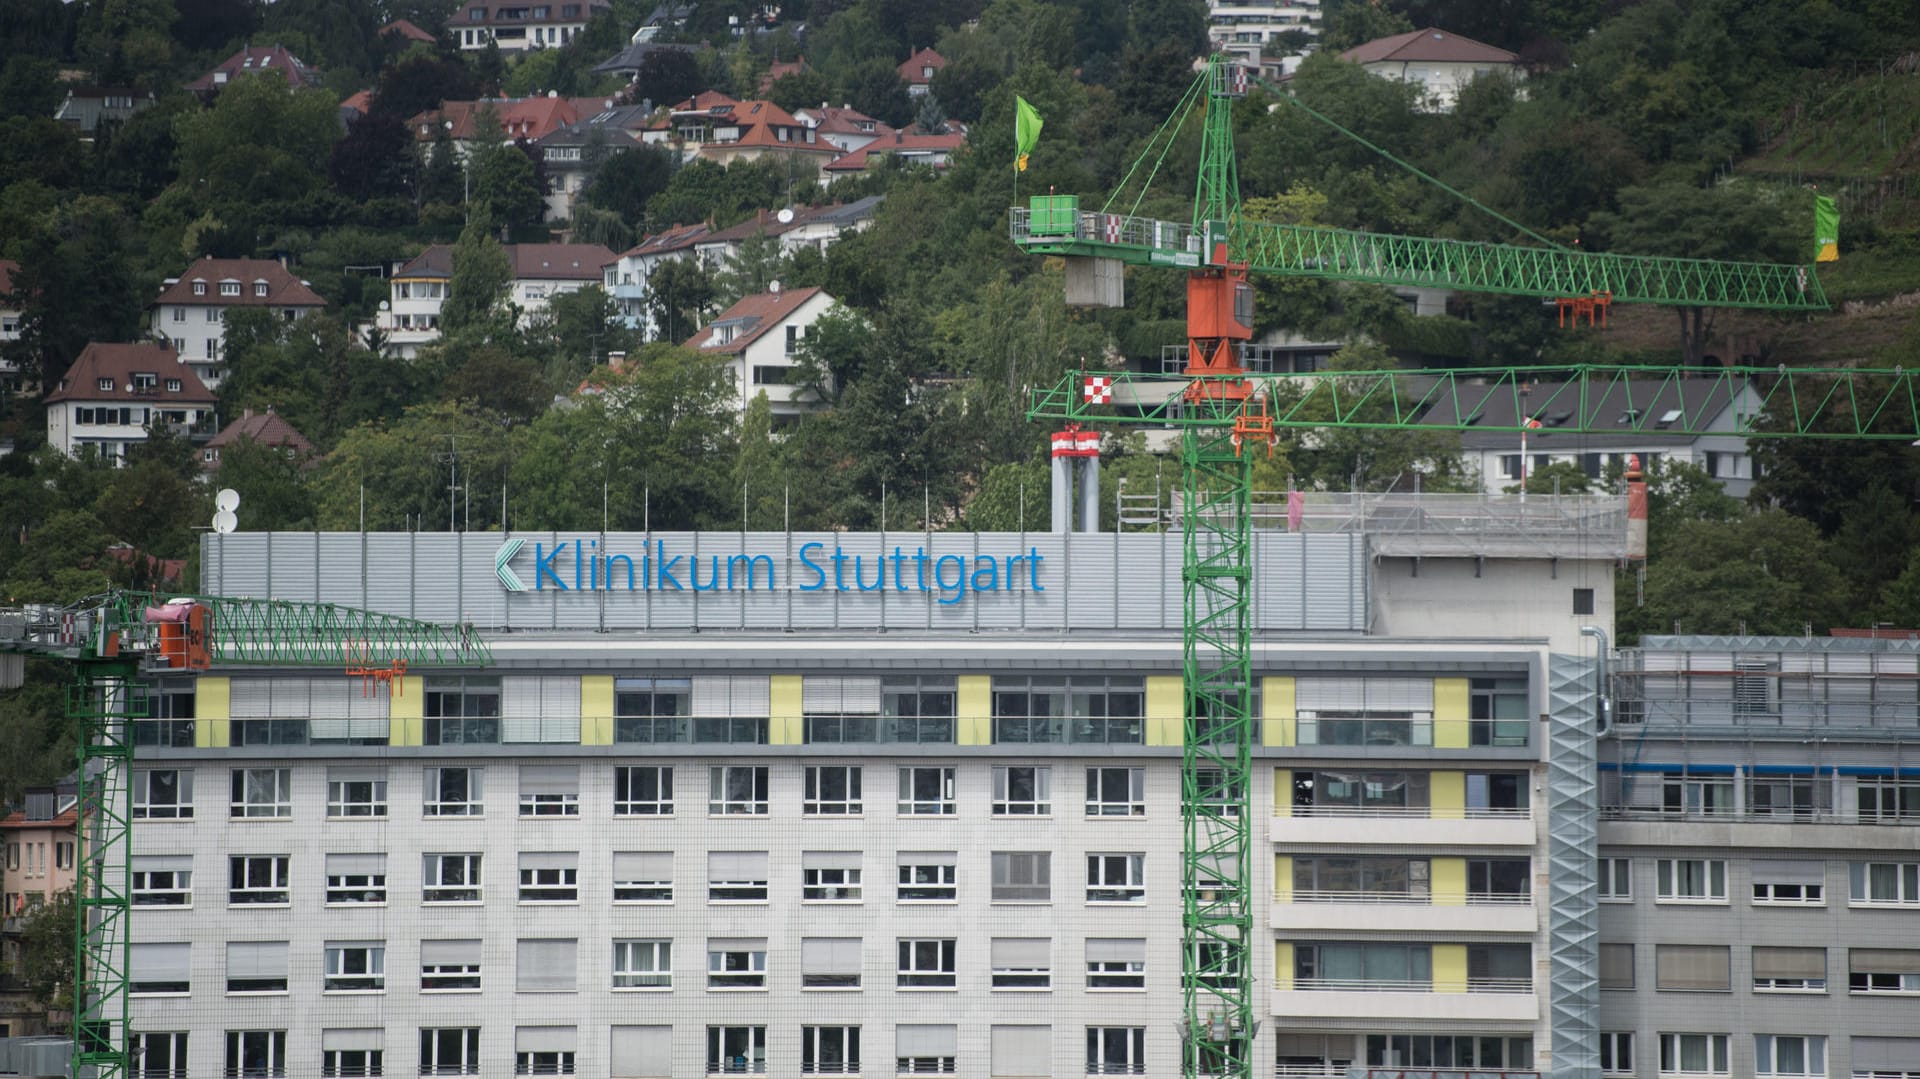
[381,246,452,359]
[379,18,439,45]
[897,46,946,97]
[692,208,811,271]
[0,260,21,391]
[44,343,215,463]
[149,258,327,389]
[777,196,885,256]
[684,285,837,421]
[601,223,710,336]
[535,104,655,220]
[642,95,836,179]
[821,130,967,178]
[184,44,322,98]
[447,0,611,52]
[377,243,616,351]
[631,1,695,42]
[592,40,700,82]
[410,96,584,156]
[758,56,807,94]
[1340,27,1523,112]
[339,88,374,125]
[0,783,77,1038]
[793,103,892,154]
[1208,0,1321,67]
[508,243,619,318]
[201,408,315,471]
[51,85,158,138]
[1413,376,1763,497]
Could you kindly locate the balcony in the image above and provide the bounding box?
[1273,807,1534,847]
[1273,893,1536,934]
[1273,980,1538,1022]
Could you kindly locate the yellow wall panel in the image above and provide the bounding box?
[1262,675,1296,747]
[1145,676,1184,746]
[389,675,424,746]
[194,676,230,748]
[1274,855,1293,902]
[1273,768,1292,816]
[580,675,614,745]
[1431,771,1465,820]
[957,675,992,745]
[769,675,803,745]
[1274,942,1294,991]
[1434,676,1471,748]
[1433,943,1467,992]
[1431,857,1467,906]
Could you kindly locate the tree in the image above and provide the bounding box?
[0,56,64,120]
[840,57,913,128]
[964,457,1049,530]
[214,436,318,531]
[713,233,786,307]
[311,400,526,531]
[527,284,632,388]
[1126,0,1207,55]
[1279,342,1477,492]
[417,125,464,208]
[440,342,549,424]
[768,68,834,115]
[371,54,480,120]
[645,256,716,343]
[329,112,416,202]
[78,0,178,91]
[581,144,677,224]
[3,197,145,392]
[440,212,513,335]
[465,109,544,229]
[633,47,704,107]
[1318,0,1414,51]
[16,889,76,1030]
[1621,508,1847,639]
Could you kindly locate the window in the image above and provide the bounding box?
[1750,774,1828,818]
[1850,861,1920,906]
[895,1026,955,1075]
[801,937,862,989]
[419,1028,480,1076]
[993,765,1052,815]
[226,941,289,993]
[1363,1036,1534,1070]
[882,675,957,742]
[1859,778,1920,821]
[1663,774,1735,816]
[134,769,193,818]
[1292,856,1429,900]
[612,677,690,742]
[228,855,289,905]
[423,677,501,744]
[253,280,268,297]
[321,1037,382,1079]
[899,766,956,814]
[165,378,181,393]
[131,942,191,994]
[709,765,768,814]
[192,281,206,295]
[804,765,863,814]
[424,766,482,816]
[993,851,1052,902]
[707,940,768,989]
[171,306,185,322]
[802,851,862,901]
[132,855,192,906]
[1849,948,1920,993]
[325,853,386,904]
[220,280,241,296]
[1468,677,1529,746]
[1573,587,1595,615]
[1752,860,1825,904]
[1658,1033,1730,1077]
[516,938,578,993]
[207,308,220,321]
[1294,943,1432,988]
[230,767,291,818]
[1655,945,1731,992]
[706,1026,766,1074]
[419,940,481,991]
[897,938,957,988]
[1656,858,1728,902]
[1087,1028,1145,1076]
[226,1030,288,1078]
[708,851,769,901]
[1086,939,1146,990]
[1756,1035,1826,1078]
[324,942,385,992]
[1852,1036,1920,1078]
[601,851,669,904]
[802,1026,860,1075]
[1086,767,1145,816]
[992,676,1144,743]
[1753,946,1826,991]
[1598,857,1631,901]
[612,940,671,989]
[991,938,1050,989]
[1600,1033,1634,1077]
[1468,857,1530,901]
[519,852,579,902]
[422,853,482,903]
[1733,659,1775,715]
[326,773,387,818]
[515,1035,575,1078]
[519,764,581,816]
[1086,853,1145,902]
[898,852,957,901]
[1599,944,1635,990]
[613,766,672,815]
[134,1031,188,1079]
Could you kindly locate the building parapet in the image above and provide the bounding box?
[1168,491,1627,560]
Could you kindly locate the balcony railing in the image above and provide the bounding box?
[1292,978,1533,994]
[1353,1071,1541,1079]
[1600,805,1907,826]
[1287,805,1531,820]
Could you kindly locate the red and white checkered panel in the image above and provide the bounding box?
[1083,377,1114,404]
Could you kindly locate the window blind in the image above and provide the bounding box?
[802,850,861,870]
[1752,947,1825,980]
[1654,944,1729,990]
[708,851,768,879]
[325,853,386,875]
[321,1030,382,1052]
[519,764,580,795]
[800,938,862,974]
[226,941,288,979]
[990,938,1050,968]
[516,938,578,992]
[614,851,671,877]
[989,1026,1050,1078]
[515,1027,576,1053]
[519,851,577,872]
[131,942,190,982]
[1751,859,1824,884]
[896,1025,957,1056]
[610,1026,672,1078]
[1085,938,1145,963]
[420,939,481,965]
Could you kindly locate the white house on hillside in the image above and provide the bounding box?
[602,224,709,338]
[377,243,615,354]
[1340,27,1524,112]
[148,258,326,389]
[45,342,215,463]
[0,259,22,391]
[381,246,452,359]
[683,286,838,423]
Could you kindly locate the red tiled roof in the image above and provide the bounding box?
[103,544,188,584]
[611,223,711,262]
[153,258,326,308]
[802,104,891,138]
[759,58,806,93]
[46,342,215,404]
[1340,28,1519,65]
[508,244,618,281]
[341,89,373,115]
[410,98,582,142]
[684,286,824,355]
[897,47,946,85]
[701,99,828,151]
[0,259,17,297]
[185,45,319,94]
[395,245,455,278]
[0,807,77,830]
[823,131,967,172]
[205,410,314,454]
[380,18,437,43]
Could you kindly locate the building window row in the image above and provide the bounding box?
[1600,855,1920,908]
[1600,943,1920,996]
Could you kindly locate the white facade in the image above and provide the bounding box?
[1209,0,1322,65]
[383,276,447,360]
[149,266,325,390]
[1356,58,1518,113]
[44,351,214,464]
[449,3,601,52]
[696,289,837,420]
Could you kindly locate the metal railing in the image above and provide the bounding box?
[1291,978,1533,994]
[1285,805,1531,820]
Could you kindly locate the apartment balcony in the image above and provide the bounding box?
[1273,893,1536,934]
[1600,807,1920,852]
[1272,807,1535,847]
[1272,980,1538,1023]
[609,280,647,301]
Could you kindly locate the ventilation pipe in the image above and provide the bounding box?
[1049,426,1102,533]
[1581,624,1612,735]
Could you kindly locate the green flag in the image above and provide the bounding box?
[1814,194,1839,262]
[1015,95,1042,172]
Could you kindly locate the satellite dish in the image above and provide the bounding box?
[215,489,241,512]
[768,279,782,295]
[776,207,794,224]
[212,510,238,535]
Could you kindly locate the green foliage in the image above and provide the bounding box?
[1621,508,1848,638]
[441,212,513,335]
[964,457,1049,531]
[14,888,76,1027]
[645,255,717,343]
[215,436,318,531]
[312,400,526,530]
[582,144,677,225]
[465,108,544,229]
[713,233,787,307]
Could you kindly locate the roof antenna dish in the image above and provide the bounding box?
[769,279,782,296]
[776,207,794,225]
[212,488,240,534]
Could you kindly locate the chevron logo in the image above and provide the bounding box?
[495,538,528,592]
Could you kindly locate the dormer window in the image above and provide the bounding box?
[192,281,207,296]
[470,6,486,20]
[219,280,241,297]
[166,379,182,392]
[97,377,115,392]
[254,280,268,296]
[132,372,157,389]
[214,72,229,84]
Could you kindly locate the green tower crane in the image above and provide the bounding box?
[0,592,489,1079]
[1011,55,1863,1079]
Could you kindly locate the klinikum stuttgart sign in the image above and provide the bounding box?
[497,538,1048,605]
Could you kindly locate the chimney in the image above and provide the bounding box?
[607,351,626,371]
